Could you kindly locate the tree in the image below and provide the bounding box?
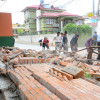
[17,29,24,34]
[63,23,92,34]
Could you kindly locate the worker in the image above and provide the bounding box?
[70,34,79,51]
[38,37,43,46]
[42,37,49,51]
[53,32,62,52]
[92,31,97,47]
[85,37,94,58]
[63,31,68,51]
[60,33,64,50]
[97,34,100,60]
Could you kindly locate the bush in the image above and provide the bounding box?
[63,23,92,34]
[17,29,24,34]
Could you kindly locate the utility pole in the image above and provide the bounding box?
[92,0,95,34]
[98,0,100,15]
[96,0,100,35]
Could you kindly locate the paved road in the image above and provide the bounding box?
[15,43,55,51]
[15,43,84,53]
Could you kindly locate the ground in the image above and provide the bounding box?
[15,43,55,51]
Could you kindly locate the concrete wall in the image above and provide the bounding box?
[18,34,73,44]
[17,33,92,47]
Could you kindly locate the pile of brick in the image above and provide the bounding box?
[0,47,100,100]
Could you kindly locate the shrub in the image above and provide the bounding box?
[17,29,24,34]
[63,23,92,34]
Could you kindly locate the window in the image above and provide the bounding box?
[46,19,55,24]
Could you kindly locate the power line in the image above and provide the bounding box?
[60,0,74,8]
[0,0,7,8]
[48,0,58,5]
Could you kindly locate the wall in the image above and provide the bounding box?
[0,13,12,36]
[18,33,92,47]
[0,13,13,47]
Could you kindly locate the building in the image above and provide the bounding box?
[22,0,84,34]
[12,24,25,34]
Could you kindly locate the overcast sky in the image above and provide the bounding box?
[0,0,99,24]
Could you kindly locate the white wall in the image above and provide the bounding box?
[18,34,73,45]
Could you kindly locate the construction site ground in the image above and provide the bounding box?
[0,44,100,100]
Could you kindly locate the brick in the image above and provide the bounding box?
[19,57,38,64]
[59,62,67,67]
[55,89,69,100]
[95,62,100,66]
[39,58,45,63]
[51,68,73,80]
[34,93,43,100]
[30,90,37,96]
[91,73,100,77]
[46,58,51,63]
[64,58,71,63]
[50,94,60,100]
[42,93,52,100]
[91,66,100,72]
[24,91,34,100]
[62,66,84,78]
[32,58,38,63]
[14,50,22,54]
[19,65,100,100]
[85,78,96,84]
[23,53,30,57]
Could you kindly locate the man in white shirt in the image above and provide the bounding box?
[53,32,62,51]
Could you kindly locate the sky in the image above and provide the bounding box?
[0,0,99,24]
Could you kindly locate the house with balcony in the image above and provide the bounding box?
[22,0,84,34]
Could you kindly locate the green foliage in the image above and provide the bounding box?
[83,67,91,79]
[84,72,91,78]
[17,29,24,34]
[63,23,92,34]
[22,24,25,27]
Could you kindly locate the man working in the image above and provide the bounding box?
[63,31,68,51]
[97,34,100,60]
[92,31,97,46]
[85,37,94,59]
[42,37,49,51]
[70,34,79,51]
[53,32,62,51]
[61,33,64,50]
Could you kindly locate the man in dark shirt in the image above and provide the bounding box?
[70,34,79,51]
[92,31,97,46]
[63,31,68,51]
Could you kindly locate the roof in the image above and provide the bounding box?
[22,4,64,12]
[41,12,84,18]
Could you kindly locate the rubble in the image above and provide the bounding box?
[0,47,100,100]
[62,66,84,78]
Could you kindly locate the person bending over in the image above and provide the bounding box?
[42,37,49,51]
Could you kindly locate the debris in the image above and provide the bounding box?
[62,66,84,78]
[0,47,100,100]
